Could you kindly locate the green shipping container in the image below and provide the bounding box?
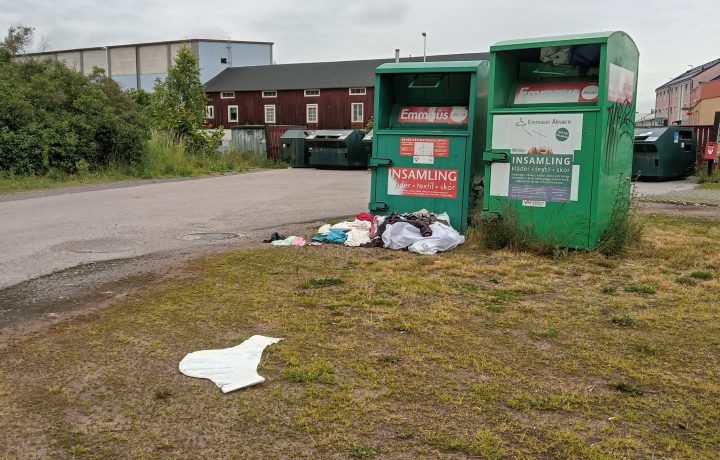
[368,61,489,232]
[633,127,695,179]
[482,32,639,249]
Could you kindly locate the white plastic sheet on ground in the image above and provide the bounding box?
[178,335,283,393]
[381,221,465,255]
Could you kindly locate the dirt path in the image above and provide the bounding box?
[636,201,720,220]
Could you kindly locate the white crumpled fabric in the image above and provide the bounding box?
[381,221,465,255]
[317,224,332,236]
[178,335,283,393]
[344,228,371,247]
[331,220,371,232]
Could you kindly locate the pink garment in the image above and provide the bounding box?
[292,237,306,246]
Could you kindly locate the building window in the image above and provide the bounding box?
[306,104,318,124]
[220,91,235,99]
[304,89,320,97]
[349,87,366,95]
[228,105,238,122]
[351,103,364,123]
[264,105,276,123]
[206,106,214,119]
[262,90,277,98]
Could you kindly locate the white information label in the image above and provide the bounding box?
[413,155,434,164]
[491,113,584,155]
[413,141,435,164]
[522,200,546,207]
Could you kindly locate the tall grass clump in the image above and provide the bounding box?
[697,169,720,185]
[469,178,643,258]
[139,130,191,177]
[468,208,558,256]
[597,183,644,257]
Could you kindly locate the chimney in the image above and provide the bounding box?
[395,49,400,63]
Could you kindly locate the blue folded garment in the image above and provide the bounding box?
[311,229,348,244]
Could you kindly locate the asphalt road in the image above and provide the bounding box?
[0,169,371,289]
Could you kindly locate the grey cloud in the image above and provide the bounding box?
[0,0,716,111]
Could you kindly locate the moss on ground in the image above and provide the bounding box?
[0,215,719,458]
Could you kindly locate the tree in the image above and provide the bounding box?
[0,24,34,62]
[0,26,149,175]
[151,44,208,137]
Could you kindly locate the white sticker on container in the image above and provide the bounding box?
[522,200,546,207]
[492,113,583,155]
[489,163,510,197]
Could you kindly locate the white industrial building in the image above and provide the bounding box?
[18,39,274,91]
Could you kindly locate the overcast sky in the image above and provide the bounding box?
[2,0,717,112]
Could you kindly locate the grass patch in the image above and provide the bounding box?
[675,276,698,286]
[611,382,644,396]
[690,270,713,280]
[697,170,720,185]
[611,314,636,327]
[697,182,720,189]
[395,427,415,439]
[425,429,505,459]
[1,215,719,458]
[601,284,618,294]
[531,328,558,339]
[300,277,345,288]
[282,363,336,384]
[486,304,506,313]
[350,443,377,459]
[624,283,657,295]
[492,289,522,302]
[506,391,588,411]
[470,189,643,257]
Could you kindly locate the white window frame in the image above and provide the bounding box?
[349,87,367,95]
[264,104,276,124]
[351,102,364,123]
[304,89,320,97]
[206,105,215,119]
[306,104,318,124]
[228,105,238,123]
[220,91,235,99]
[262,90,277,98]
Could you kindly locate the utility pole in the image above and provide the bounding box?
[421,32,427,62]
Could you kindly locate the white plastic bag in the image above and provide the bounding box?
[179,335,282,393]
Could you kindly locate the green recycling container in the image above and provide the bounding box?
[280,130,312,167]
[307,130,367,169]
[633,127,695,179]
[368,61,489,232]
[482,32,639,249]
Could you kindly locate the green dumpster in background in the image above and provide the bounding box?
[368,61,489,232]
[633,127,695,179]
[482,32,639,249]
[280,130,312,168]
[307,130,367,169]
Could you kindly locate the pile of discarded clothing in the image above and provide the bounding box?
[263,233,308,247]
[313,209,465,255]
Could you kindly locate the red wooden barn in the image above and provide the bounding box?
[203,52,488,131]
